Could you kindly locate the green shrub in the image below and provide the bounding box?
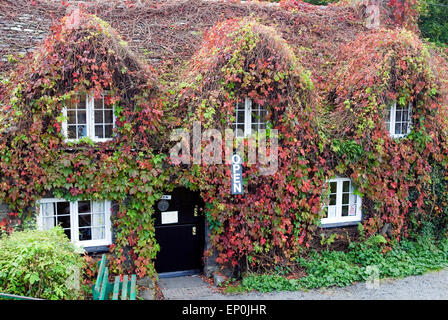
[241,274,301,293]
[0,227,85,299]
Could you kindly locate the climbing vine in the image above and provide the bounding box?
[0,12,169,278]
[0,1,448,278]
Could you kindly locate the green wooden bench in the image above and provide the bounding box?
[92,254,137,300]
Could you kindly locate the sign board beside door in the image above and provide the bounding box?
[231,154,243,195]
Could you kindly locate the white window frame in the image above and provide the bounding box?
[233,97,267,138]
[321,177,362,226]
[387,101,412,138]
[62,93,115,143]
[37,198,112,248]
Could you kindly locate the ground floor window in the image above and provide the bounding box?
[38,199,112,247]
[321,177,362,227]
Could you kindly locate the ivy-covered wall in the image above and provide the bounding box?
[1,0,448,279]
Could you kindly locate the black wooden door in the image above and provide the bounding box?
[153,188,204,274]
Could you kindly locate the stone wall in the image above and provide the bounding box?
[0,202,10,221]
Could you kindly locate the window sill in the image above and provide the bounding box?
[320,220,361,229]
[83,245,111,254]
[390,134,410,139]
[64,138,114,143]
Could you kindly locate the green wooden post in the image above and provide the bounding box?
[90,254,138,300]
[129,274,137,300]
[112,276,120,300]
[93,255,107,300]
[121,276,128,300]
[99,267,109,300]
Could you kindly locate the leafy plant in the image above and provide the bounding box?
[331,139,364,163]
[242,234,448,292]
[0,227,85,299]
[320,232,338,248]
[419,0,448,46]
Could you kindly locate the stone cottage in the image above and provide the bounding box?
[0,0,447,279]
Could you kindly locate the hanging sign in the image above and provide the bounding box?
[231,154,243,195]
[161,211,178,224]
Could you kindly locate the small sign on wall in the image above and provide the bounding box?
[161,211,178,224]
[349,204,356,216]
[231,154,243,195]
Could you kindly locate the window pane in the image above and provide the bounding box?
[92,201,105,213]
[42,203,55,216]
[77,110,86,124]
[91,202,106,241]
[341,205,349,217]
[92,213,105,227]
[79,95,87,109]
[95,125,104,139]
[402,109,409,122]
[79,227,92,241]
[237,110,245,123]
[63,229,71,239]
[350,193,357,205]
[236,124,244,137]
[348,204,357,216]
[401,123,408,134]
[94,110,103,124]
[396,110,403,122]
[95,97,104,109]
[343,181,350,193]
[104,125,112,138]
[104,110,113,124]
[329,194,336,206]
[327,206,336,218]
[68,126,77,139]
[251,111,259,124]
[43,217,55,230]
[330,182,337,194]
[78,201,91,214]
[92,227,105,240]
[42,203,56,230]
[41,201,72,240]
[77,125,87,138]
[251,123,258,132]
[56,215,71,229]
[67,110,76,125]
[78,214,91,227]
[57,202,70,215]
[342,193,349,205]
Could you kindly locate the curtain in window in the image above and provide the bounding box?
[92,201,106,240]
[349,185,358,216]
[41,203,55,230]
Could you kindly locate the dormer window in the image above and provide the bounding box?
[233,97,267,138]
[62,93,115,142]
[386,101,412,138]
[321,177,362,227]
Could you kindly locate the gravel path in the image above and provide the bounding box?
[158,269,448,300]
